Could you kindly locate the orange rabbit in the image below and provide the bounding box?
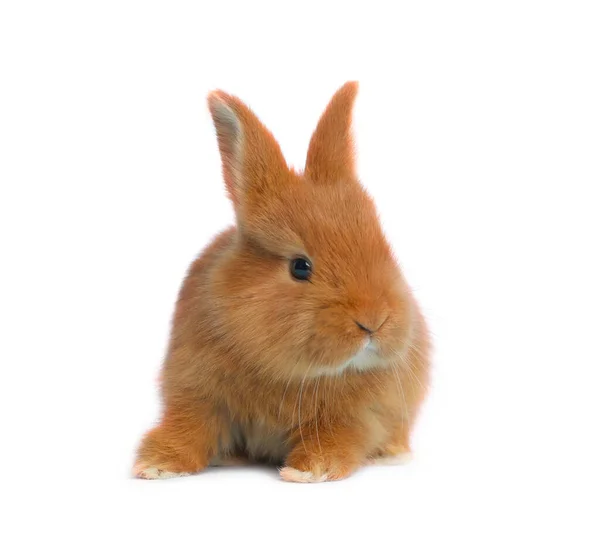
[133,82,430,482]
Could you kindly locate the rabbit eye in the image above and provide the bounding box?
[290,258,312,281]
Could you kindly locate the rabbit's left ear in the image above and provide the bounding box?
[305,81,359,184]
[208,90,291,210]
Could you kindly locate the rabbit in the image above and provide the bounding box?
[133,82,430,483]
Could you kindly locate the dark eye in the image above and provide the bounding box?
[290,258,312,281]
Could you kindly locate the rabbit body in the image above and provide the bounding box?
[134,83,430,482]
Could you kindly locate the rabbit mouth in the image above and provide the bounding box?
[338,338,384,373]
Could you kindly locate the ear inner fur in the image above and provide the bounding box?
[207,90,291,210]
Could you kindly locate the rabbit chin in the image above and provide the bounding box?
[336,338,386,374]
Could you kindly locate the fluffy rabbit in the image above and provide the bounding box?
[133,82,430,482]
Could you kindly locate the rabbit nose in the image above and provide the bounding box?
[355,321,374,334]
[354,313,389,334]
[355,316,388,335]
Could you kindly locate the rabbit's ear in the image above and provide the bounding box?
[208,91,290,208]
[305,81,359,184]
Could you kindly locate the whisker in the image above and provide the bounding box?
[405,365,425,391]
[389,364,407,429]
[278,373,295,420]
[298,373,308,454]
[326,374,335,440]
[313,375,322,456]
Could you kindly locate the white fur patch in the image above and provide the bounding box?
[211,98,241,137]
[133,464,190,480]
[279,466,329,483]
[339,338,383,372]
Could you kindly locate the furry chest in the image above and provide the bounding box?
[228,419,291,464]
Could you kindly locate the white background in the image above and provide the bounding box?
[1,1,599,555]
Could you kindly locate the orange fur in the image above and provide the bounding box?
[134,82,431,482]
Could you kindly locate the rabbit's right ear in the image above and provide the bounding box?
[305,81,359,184]
[208,91,291,211]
